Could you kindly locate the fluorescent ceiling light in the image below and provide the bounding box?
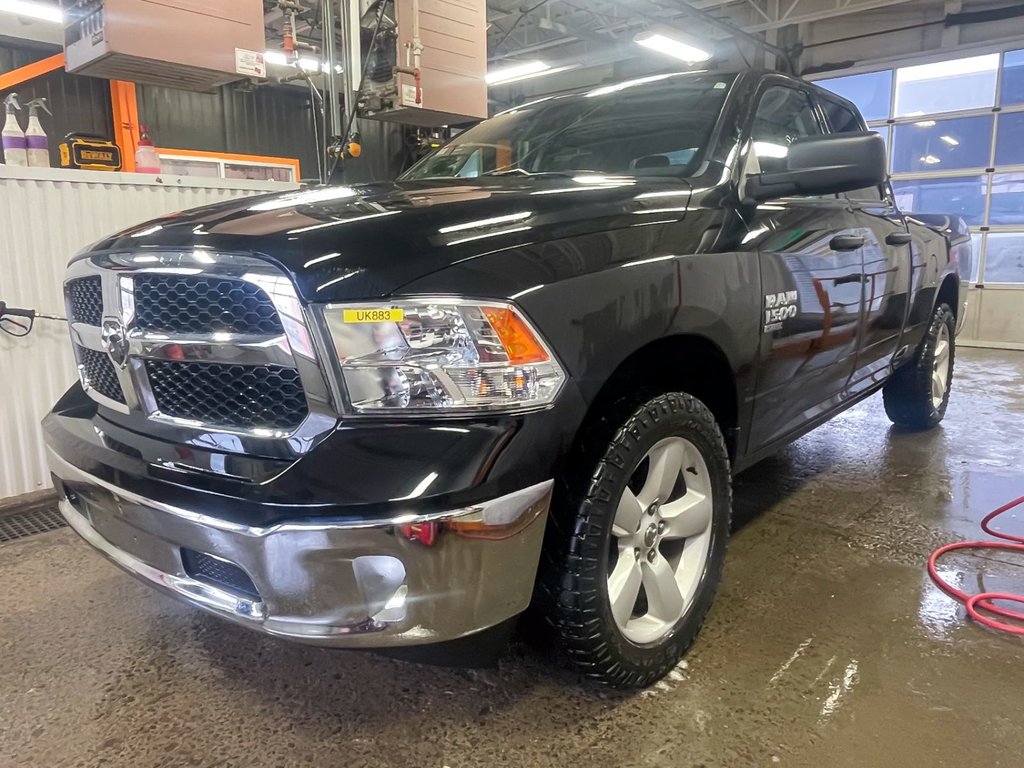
[940,135,960,146]
[921,155,941,165]
[914,120,936,128]
[486,60,550,85]
[635,31,711,63]
[0,1,62,22]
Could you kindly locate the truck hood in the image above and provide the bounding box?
[86,177,692,301]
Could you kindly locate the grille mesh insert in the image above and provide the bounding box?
[146,360,307,430]
[181,548,261,600]
[133,274,284,335]
[67,277,103,326]
[77,346,125,404]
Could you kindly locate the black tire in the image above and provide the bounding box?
[538,392,731,688]
[883,302,956,430]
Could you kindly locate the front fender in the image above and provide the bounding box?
[399,218,761,410]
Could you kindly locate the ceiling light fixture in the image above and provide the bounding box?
[634,30,711,63]
[0,1,62,22]
[921,154,941,165]
[486,60,552,85]
[940,135,960,146]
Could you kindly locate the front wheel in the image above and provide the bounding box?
[883,303,956,430]
[539,392,731,688]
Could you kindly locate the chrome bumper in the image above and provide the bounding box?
[48,448,552,647]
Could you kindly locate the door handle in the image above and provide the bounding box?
[830,235,865,251]
[885,231,913,246]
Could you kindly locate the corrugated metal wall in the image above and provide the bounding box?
[136,82,324,180]
[0,171,295,501]
[134,83,406,183]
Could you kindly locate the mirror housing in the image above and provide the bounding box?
[745,131,887,202]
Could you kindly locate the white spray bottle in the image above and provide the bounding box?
[2,93,28,167]
[25,97,52,168]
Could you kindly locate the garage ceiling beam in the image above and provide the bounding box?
[739,0,918,32]
[487,0,644,57]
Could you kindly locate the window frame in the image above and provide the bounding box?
[742,77,828,180]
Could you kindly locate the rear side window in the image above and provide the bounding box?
[751,85,823,174]
[820,99,863,133]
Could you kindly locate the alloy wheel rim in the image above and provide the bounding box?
[606,436,714,644]
[932,324,951,410]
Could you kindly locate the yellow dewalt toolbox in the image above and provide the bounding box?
[58,133,122,171]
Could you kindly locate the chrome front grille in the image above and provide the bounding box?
[133,274,285,335]
[76,345,126,404]
[145,360,307,430]
[67,276,103,326]
[63,252,332,440]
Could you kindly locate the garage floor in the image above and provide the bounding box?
[2,348,1022,768]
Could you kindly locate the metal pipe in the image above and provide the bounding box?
[338,0,357,136]
[409,0,423,104]
[322,0,341,181]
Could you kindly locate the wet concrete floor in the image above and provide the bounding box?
[1,347,1022,768]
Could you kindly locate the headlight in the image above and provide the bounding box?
[323,299,565,413]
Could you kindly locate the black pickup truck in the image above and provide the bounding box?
[46,69,969,688]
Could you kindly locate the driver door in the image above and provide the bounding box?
[746,79,867,451]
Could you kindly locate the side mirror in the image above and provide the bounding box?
[745,132,887,202]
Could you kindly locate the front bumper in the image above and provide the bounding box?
[48,448,552,647]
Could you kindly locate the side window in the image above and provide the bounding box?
[751,85,823,174]
[821,100,863,134]
[819,96,886,203]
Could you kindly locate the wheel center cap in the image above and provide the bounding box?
[643,523,658,548]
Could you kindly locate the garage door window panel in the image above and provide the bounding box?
[817,70,893,122]
[894,54,999,117]
[892,116,993,174]
[988,173,1024,225]
[1001,49,1024,106]
[969,232,984,283]
[982,233,1024,283]
[891,177,987,226]
[994,111,1024,167]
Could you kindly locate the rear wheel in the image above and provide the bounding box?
[539,392,731,688]
[883,303,955,430]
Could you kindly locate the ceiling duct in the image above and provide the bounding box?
[61,0,266,93]
[358,0,487,127]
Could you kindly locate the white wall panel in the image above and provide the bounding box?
[0,167,297,501]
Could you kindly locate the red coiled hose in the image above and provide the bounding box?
[928,495,1024,635]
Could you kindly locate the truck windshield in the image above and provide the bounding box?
[401,72,735,181]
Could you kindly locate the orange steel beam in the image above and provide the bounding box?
[0,53,66,92]
[109,80,141,172]
[157,147,301,180]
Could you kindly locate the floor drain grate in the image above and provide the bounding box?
[0,507,68,544]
